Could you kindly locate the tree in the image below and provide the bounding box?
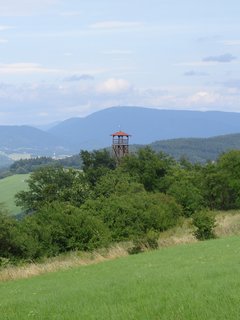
[93,168,145,199]
[15,166,91,212]
[120,147,175,192]
[166,166,204,216]
[81,149,116,186]
[202,151,240,210]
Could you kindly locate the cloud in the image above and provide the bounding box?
[0,63,61,74]
[0,38,8,43]
[90,21,142,30]
[188,91,220,104]
[96,78,132,94]
[59,11,82,17]
[0,0,60,16]
[202,53,237,63]
[223,40,240,46]
[0,25,13,31]
[64,74,95,82]
[184,70,208,76]
[102,50,133,55]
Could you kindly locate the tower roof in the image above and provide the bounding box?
[111,131,131,137]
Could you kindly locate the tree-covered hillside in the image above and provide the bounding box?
[147,133,240,163]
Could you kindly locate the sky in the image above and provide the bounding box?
[0,0,240,125]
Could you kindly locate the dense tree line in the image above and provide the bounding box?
[0,154,82,179]
[1,148,240,263]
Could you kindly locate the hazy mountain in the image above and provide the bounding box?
[36,121,61,131]
[0,125,70,156]
[0,153,13,168]
[1,107,240,163]
[49,107,240,151]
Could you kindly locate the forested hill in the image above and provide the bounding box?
[145,133,240,162]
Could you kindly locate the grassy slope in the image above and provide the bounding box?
[1,236,240,320]
[0,174,29,215]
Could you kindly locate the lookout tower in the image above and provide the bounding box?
[111,130,131,161]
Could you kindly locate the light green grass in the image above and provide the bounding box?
[0,174,29,215]
[1,236,240,319]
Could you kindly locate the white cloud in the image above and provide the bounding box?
[188,91,220,105]
[0,25,13,32]
[102,50,133,55]
[0,38,8,43]
[223,40,240,46]
[1,80,240,125]
[0,0,60,16]
[96,78,132,94]
[60,11,82,17]
[90,21,142,30]
[0,63,61,74]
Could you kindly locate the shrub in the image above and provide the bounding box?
[0,210,37,260]
[192,210,216,240]
[82,192,182,241]
[21,202,111,257]
[128,230,159,254]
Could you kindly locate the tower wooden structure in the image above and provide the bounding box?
[111,131,131,161]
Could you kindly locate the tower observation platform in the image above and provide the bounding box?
[111,131,131,162]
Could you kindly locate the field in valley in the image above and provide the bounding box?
[1,235,240,320]
[0,174,29,215]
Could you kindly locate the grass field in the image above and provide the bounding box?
[1,236,240,319]
[0,174,29,215]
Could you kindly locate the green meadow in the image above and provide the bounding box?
[1,236,240,320]
[0,174,29,215]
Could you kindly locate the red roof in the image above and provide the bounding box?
[111,131,130,137]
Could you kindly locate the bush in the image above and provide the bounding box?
[21,202,111,257]
[192,210,216,240]
[0,210,37,260]
[128,230,159,254]
[82,192,182,241]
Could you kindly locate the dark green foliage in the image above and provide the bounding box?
[15,166,91,212]
[120,147,175,192]
[82,192,182,241]
[166,167,204,216]
[8,154,82,176]
[193,210,216,240]
[81,149,116,186]
[0,208,38,260]
[10,157,56,174]
[93,169,145,199]
[0,203,111,260]
[202,150,240,210]
[20,202,111,257]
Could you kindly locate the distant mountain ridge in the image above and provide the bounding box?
[0,125,70,156]
[1,107,240,165]
[49,107,240,151]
